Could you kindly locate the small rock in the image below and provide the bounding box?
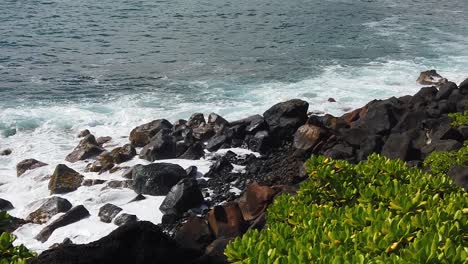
[159,178,204,217]
[0,198,14,211]
[65,135,105,163]
[416,69,447,86]
[328,97,336,103]
[96,136,112,145]
[0,149,12,156]
[48,164,84,194]
[35,205,90,242]
[206,135,227,152]
[98,204,122,223]
[26,197,72,224]
[204,156,233,178]
[16,159,48,177]
[77,129,91,138]
[185,166,198,178]
[82,179,106,186]
[128,194,146,203]
[293,124,327,151]
[113,213,138,226]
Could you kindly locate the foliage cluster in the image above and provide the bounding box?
[0,212,36,264]
[423,141,468,176]
[448,111,468,127]
[225,154,468,263]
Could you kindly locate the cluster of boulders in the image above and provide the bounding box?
[3,70,468,263]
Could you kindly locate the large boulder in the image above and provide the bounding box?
[30,222,201,264]
[244,130,271,154]
[207,202,246,238]
[65,135,105,163]
[26,197,72,224]
[381,133,412,161]
[187,113,206,128]
[435,82,457,100]
[98,204,123,223]
[208,113,229,133]
[357,100,399,135]
[174,216,213,251]
[139,129,177,161]
[35,205,90,242]
[48,164,84,194]
[238,182,277,221]
[205,134,228,152]
[178,142,205,160]
[16,159,48,177]
[263,99,309,142]
[447,165,468,191]
[129,119,173,147]
[293,124,327,151]
[159,178,204,217]
[132,163,187,196]
[113,213,138,226]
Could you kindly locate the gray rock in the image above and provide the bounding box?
[65,135,105,162]
[159,178,204,217]
[113,213,138,226]
[0,198,14,211]
[16,159,48,177]
[139,129,176,161]
[26,197,72,224]
[98,204,122,223]
[132,163,187,195]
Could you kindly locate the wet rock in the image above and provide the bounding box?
[113,213,138,226]
[30,221,201,264]
[175,141,190,157]
[48,164,84,194]
[238,182,277,221]
[132,163,187,196]
[187,113,206,128]
[175,216,213,251]
[447,165,468,191]
[77,129,90,138]
[16,159,48,177]
[207,202,246,238]
[105,180,133,190]
[263,99,309,142]
[192,123,215,141]
[110,144,136,164]
[436,82,457,101]
[35,205,90,243]
[98,204,122,223]
[459,77,468,94]
[178,142,205,160]
[0,198,13,211]
[0,149,12,156]
[0,215,27,233]
[88,152,115,173]
[381,133,412,161]
[65,135,105,162]
[26,197,72,224]
[82,179,106,186]
[328,97,336,103]
[245,130,271,154]
[96,136,112,145]
[204,156,233,178]
[159,178,204,217]
[293,124,327,151]
[417,70,447,86]
[206,134,227,152]
[129,194,146,203]
[208,113,229,133]
[129,119,173,147]
[186,166,198,178]
[139,129,176,161]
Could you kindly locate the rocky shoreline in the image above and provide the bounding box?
[2,70,468,263]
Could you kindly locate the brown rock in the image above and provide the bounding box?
[26,197,72,224]
[175,216,213,251]
[129,119,173,147]
[238,182,277,221]
[77,129,90,138]
[16,159,48,177]
[187,113,206,128]
[96,136,112,145]
[48,164,84,194]
[82,179,106,186]
[65,135,105,163]
[207,202,246,238]
[417,69,447,86]
[204,238,232,263]
[293,124,327,151]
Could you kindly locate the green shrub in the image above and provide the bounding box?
[0,212,36,264]
[225,154,468,263]
[423,142,468,176]
[448,111,468,127]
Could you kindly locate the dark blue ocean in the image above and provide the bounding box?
[0,0,467,167]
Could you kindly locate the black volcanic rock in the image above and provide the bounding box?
[159,178,204,217]
[65,134,105,162]
[132,163,187,196]
[139,129,177,161]
[129,119,173,147]
[30,221,202,264]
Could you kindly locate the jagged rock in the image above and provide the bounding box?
[204,156,233,178]
[178,142,205,160]
[82,179,106,186]
[159,178,204,217]
[420,140,462,159]
[458,126,468,140]
[175,141,190,157]
[293,124,327,151]
[328,97,336,102]
[245,130,271,154]
[35,205,90,242]
[357,100,398,135]
[208,113,229,133]
[381,133,412,161]
[0,198,13,211]
[192,123,215,141]
[65,135,105,162]
[48,164,84,194]
[207,202,246,238]
[50,238,73,249]
[30,222,201,264]
[356,135,383,161]
[139,129,176,161]
[412,86,438,104]
[323,143,354,160]
[129,119,173,147]
[77,129,90,138]
[186,166,198,178]
[96,136,112,145]
[436,82,457,100]
[416,70,447,86]
[459,77,468,94]
[175,216,213,251]
[263,99,309,142]
[26,197,72,224]
[447,165,468,191]
[392,111,427,133]
[132,163,187,196]
[187,113,206,128]
[238,182,277,221]
[98,204,122,223]
[113,213,138,226]
[88,152,115,173]
[110,144,136,163]
[206,134,227,152]
[129,194,146,203]
[0,149,12,156]
[16,159,48,177]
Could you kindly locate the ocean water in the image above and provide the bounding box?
[1,0,468,252]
